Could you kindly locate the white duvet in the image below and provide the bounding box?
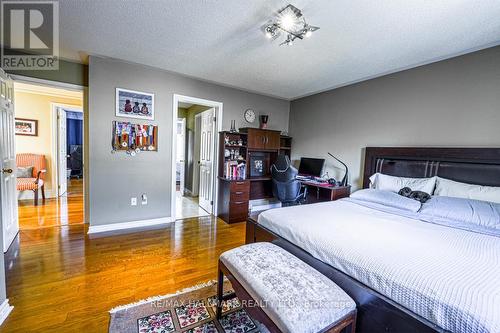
[258,199,500,333]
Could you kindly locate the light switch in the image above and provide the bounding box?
[131,197,137,206]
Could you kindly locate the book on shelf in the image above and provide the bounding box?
[224,160,246,180]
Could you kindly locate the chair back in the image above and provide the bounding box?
[16,153,46,179]
[271,154,301,203]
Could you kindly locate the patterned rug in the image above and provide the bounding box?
[109,280,268,333]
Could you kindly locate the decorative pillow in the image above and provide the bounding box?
[17,166,33,178]
[398,187,431,203]
[434,177,500,204]
[369,173,436,194]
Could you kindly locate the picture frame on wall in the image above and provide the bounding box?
[116,87,155,120]
[15,118,38,136]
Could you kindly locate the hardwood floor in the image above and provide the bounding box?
[18,179,84,230]
[2,217,246,332]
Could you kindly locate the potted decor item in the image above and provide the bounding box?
[260,115,269,129]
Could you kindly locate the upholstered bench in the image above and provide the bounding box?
[217,242,356,333]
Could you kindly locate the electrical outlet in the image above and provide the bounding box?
[141,194,148,205]
[131,197,137,206]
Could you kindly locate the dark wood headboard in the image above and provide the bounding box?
[363,147,500,189]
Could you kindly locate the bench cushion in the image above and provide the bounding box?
[220,242,356,333]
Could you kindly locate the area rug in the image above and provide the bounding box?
[109,280,268,333]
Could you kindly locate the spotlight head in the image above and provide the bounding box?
[265,25,276,39]
[305,29,312,38]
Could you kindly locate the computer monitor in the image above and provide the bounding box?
[298,157,325,177]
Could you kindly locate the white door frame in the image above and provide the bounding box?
[172,94,222,220]
[176,117,186,195]
[51,103,83,197]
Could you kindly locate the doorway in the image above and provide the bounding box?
[13,80,84,231]
[173,95,222,220]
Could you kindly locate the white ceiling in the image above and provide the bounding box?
[178,102,193,109]
[59,0,500,100]
[14,82,83,100]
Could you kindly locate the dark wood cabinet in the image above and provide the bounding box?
[243,128,281,150]
[218,179,250,223]
[246,128,266,149]
[265,131,280,150]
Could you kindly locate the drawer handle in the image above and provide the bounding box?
[234,201,246,205]
[236,182,245,185]
[235,191,244,195]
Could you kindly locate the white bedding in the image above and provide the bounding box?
[258,199,500,333]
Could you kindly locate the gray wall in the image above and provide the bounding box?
[88,56,289,226]
[5,49,88,86]
[289,46,500,190]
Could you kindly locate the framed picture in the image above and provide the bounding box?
[116,87,155,120]
[249,152,268,177]
[15,118,38,136]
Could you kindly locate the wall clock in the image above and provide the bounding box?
[244,109,256,123]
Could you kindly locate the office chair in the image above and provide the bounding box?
[271,154,307,206]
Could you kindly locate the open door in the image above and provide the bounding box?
[57,107,67,196]
[192,114,202,197]
[198,108,215,213]
[0,71,19,252]
[176,118,186,195]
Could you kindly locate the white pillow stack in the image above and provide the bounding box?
[434,177,500,204]
[369,173,436,194]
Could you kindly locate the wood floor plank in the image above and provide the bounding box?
[17,179,84,230]
[2,216,246,332]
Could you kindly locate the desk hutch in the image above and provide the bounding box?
[217,128,292,223]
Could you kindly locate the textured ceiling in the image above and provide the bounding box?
[59,0,500,99]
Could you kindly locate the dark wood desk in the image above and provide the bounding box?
[299,180,351,203]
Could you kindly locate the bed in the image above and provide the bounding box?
[245,147,500,333]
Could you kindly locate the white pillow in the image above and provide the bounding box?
[434,177,500,204]
[369,173,436,194]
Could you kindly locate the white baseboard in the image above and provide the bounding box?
[87,216,175,235]
[0,299,13,326]
[17,189,56,201]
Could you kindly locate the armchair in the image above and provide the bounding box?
[16,153,47,206]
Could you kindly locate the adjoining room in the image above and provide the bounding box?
[13,81,84,232]
[175,102,215,219]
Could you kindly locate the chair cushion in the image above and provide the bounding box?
[17,178,43,191]
[220,242,356,333]
[17,166,34,178]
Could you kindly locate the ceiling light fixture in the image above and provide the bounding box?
[264,4,319,46]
